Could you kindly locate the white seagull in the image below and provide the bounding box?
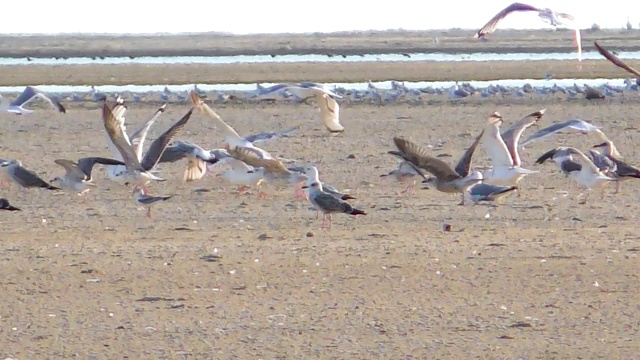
[520,119,602,146]
[102,103,193,189]
[475,2,582,62]
[0,86,66,115]
[282,85,344,133]
[481,111,541,189]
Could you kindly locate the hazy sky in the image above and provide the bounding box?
[3,1,636,34]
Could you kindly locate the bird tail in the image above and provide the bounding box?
[341,194,356,201]
[5,205,21,211]
[349,208,366,216]
[47,184,61,190]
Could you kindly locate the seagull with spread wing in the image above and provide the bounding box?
[51,157,126,195]
[520,119,602,146]
[389,131,484,205]
[102,102,192,189]
[475,2,582,62]
[282,84,344,133]
[0,86,66,115]
[227,147,308,199]
[482,110,543,191]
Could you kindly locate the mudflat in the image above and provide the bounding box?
[1,98,639,358]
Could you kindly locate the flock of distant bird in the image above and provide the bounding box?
[1,6,639,228]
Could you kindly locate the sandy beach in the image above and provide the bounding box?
[0,98,639,358]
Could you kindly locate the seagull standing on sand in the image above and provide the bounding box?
[102,103,193,189]
[302,166,356,217]
[301,181,366,229]
[592,137,640,194]
[389,130,484,205]
[481,111,541,190]
[1,160,59,190]
[0,198,21,211]
[51,157,126,195]
[474,2,582,62]
[466,183,518,204]
[0,86,66,115]
[132,186,173,217]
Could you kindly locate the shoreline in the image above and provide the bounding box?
[0,29,639,58]
[1,59,635,86]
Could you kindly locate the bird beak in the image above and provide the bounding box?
[301,185,309,189]
[592,142,606,148]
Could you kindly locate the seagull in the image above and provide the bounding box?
[281,85,344,133]
[594,41,640,78]
[535,146,583,178]
[104,102,167,184]
[302,165,356,213]
[520,119,602,146]
[466,183,518,204]
[132,186,172,217]
[102,102,193,188]
[0,198,21,211]
[389,130,484,205]
[156,141,224,182]
[227,147,307,199]
[0,160,59,190]
[50,157,126,195]
[220,157,265,195]
[482,111,542,190]
[379,160,423,195]
[475,2,582,62]
[301,181,366,229]
[592,138,640,194]
[189,91,280,158]
[0,86,66,115]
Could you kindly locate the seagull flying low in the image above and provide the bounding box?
[282,84,345,133]
[0,86,66,115]
[520,119,602,146]
[389,130,484,205]
[51,157,126,195]
[474,2,582,62]
[102,102,193,188]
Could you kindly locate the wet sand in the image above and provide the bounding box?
[1,99,640,358]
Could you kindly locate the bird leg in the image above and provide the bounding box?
[0,179,8,188]
[328,214,333,229]
[320,213,327,229]
[615,181,621,194]
[400,181,415,195]
[458,193,465,206]
[146,207,152,217]
[236,185,249,194]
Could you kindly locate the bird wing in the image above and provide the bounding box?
[312,191,352,214]
[594,41,640,78]
[454,129,485,177]
[483,121,514,168]
[102,103,144,171]
[189,91,244,145]
[535,147,567,165]
[500,109,545,166]
[183,157,207,182]
[319,93,344,133]
[157,143,190,164]
[140,108,193,171]
[244,125,300,143]
[475,2,540,38]
[76,157,126,180]
[588,150,616,172]
[228,147,290,175]
[227,158,254,171]
[54,159,86,181]
[391,137,459,181]
[520,120,600,146]
[32,87,66,113]
[568,147,601,173]
[11,165,54,188]
[130,103,167,160]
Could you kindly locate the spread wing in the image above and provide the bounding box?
[501,109,545,166]
[319,94,343,133]
[244,125,300,143]
[228,147,290,174]
[130,103,167,160]
[102,103,143,171]
[390,137,460,181]
[594,41,640,78]
[140,108,193,171]
[454,129,485,177]
[54,159,86,181]
[475,2,540,38]
[77,157,126,180]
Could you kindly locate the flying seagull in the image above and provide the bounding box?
[0,86,66,115]
[157,141,224,182]
[475,2,582,62]
[102,102,193,188]
[51,157,126,195]
[282,85,344,133]
[389,130,485,205]
[520,119,602,146]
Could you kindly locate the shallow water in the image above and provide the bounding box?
[0,78,629,94]
[3,51,637,66]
